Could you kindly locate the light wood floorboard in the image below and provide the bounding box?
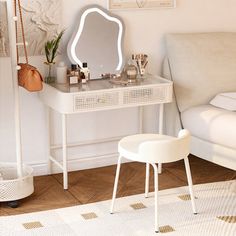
[1,155,235,216]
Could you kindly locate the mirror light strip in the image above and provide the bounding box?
[70,7,123,71]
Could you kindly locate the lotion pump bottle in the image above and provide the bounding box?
[56,61,67,84]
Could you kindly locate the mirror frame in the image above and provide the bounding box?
[67,5,125,75]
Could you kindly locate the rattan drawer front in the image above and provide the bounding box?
[74,92,119,111]
[123,86,171,105]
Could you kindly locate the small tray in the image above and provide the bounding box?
[109,77,141,86]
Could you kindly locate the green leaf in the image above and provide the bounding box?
[44,30,65,63]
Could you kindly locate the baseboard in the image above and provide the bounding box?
[31,152,131,176]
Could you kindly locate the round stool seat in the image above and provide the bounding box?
[118,134,175,163]
[111,130,197,233]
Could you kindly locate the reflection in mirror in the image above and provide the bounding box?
[67,5,125,79]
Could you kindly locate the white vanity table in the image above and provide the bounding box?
[38,5,173,190]
[39,75,173,189]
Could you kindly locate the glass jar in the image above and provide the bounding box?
[123,60,138,83]
[44,62,56,83]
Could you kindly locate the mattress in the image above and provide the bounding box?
[181,105,236,150]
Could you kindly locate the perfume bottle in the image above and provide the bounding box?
[82,62,90,81]
[80,70,86,84]
[68,64,79,84]
[124,59,138,82]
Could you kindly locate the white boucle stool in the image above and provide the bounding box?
[110,129,197,233]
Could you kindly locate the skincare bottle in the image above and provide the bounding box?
[80,70,86,84]
[82,62,90,81]
[56,62,67,84]
[68,64,79,84]
[77,64,82,83]
[124,59,138,82]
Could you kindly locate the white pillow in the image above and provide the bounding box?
[210,92,236,111]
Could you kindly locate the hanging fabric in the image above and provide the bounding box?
[14,0,43,92]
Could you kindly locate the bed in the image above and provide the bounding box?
[163,32,236,171]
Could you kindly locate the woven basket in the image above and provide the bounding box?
[0,162,34,202]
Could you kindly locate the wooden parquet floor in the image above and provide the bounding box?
[1,155,235,216]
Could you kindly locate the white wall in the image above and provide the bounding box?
[1,0,236,175]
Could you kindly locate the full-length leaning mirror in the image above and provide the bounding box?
[67,5,125,79]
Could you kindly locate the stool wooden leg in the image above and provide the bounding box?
[145,163,150,198]
[151,163,159,233]
[184,157,197,214]
[110,155,122,214]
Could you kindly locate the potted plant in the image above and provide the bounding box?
[44,30,64,83]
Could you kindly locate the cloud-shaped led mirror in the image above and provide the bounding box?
[67,5,125,79]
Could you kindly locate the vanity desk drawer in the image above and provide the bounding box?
[74,91,120,112]
[123,85,171,105]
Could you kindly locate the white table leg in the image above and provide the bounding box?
[46,106,52,175]
[140,106,150,198]
[62,113,68,190]
[139,106,143,133]
[159,104,164,134]
[158,104,164,174]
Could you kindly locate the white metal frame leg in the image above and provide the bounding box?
[139,106,150,198]
[184,157,197,214]
[151,163,159,233]
[158,104,164,174]
[46,106,52,175]
[62,114,68,190]
[139,106,143,134]
[110,155,122,214]
[158,104,164,135]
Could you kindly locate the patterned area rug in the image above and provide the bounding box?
[0,181,235,236]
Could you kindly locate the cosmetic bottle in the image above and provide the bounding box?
[68,64,79,84]
[82,62,90,81]
[124,59,138,83]
[56,62,67,84]
[80,70,87,84]
[77,64,82,83]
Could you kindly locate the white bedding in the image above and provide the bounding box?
[181,105,236,150]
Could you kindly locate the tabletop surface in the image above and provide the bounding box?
[46,74,170,94]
